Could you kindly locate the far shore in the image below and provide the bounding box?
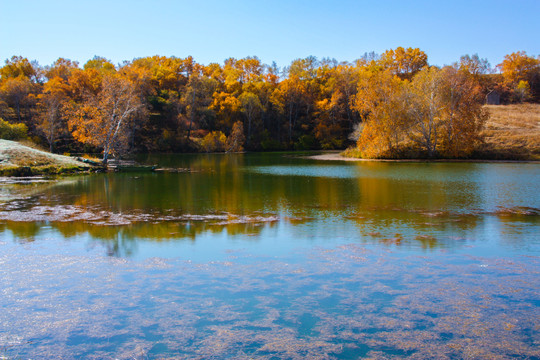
[306,152,540,163]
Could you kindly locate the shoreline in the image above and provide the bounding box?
[306,152,540,163]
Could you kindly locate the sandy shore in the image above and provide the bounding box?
[306,152,539,163]
[306,153,365,161]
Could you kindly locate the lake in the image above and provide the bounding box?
[1,153,539,359]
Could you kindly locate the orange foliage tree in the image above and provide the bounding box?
[379,47,428,80]
[498,51,540,101]
[67,74,144,163]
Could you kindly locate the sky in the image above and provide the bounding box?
[1,0,539,69]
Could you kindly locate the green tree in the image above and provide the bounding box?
[239,91,261,144]
[182,75,217,140]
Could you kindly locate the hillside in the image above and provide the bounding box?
[482,104,540,160]
[0,140,95,175]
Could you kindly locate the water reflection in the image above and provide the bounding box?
[0,153,539,258]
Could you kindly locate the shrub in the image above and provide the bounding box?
[294,135,318,150]
[0,118,28,140]
[200,131,227,152]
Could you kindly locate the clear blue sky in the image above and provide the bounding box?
[1,0,538,69]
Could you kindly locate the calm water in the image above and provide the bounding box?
[1,153,539,359]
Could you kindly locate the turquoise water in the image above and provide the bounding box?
[0,153,539,359]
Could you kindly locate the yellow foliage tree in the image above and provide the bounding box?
[354,69,409,158]
[200,131,227,152]
[498,51,539,86]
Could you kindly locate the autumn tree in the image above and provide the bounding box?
[200,131,226,152]
[211,91,241,133]
[437,66,487,156]
[0,118,28,140]
[498,51,540,101]
[313,62,359,148]
[514,80,532,103]
[37,77,70,152]
[354,69,409,158]
[226,120,245,152]
[313,98,342,149]
[405,67,445,157]
[67,74,144,163]
[182,75,217,141]
[0,56,40,126]
[45,58,79,82]
[0,76,35,124]
[405,66,488,157]
[83,56,116,74]
[498,51,539,85]
[0,56,39,81]
[458,54,491,77]
[239,91,261,144]
[288,56,320,124]
[379,47,428,80]
[271,75,308,145]
[355,66,487,158]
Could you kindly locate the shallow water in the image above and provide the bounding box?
[0,153,539,359]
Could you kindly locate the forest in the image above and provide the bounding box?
[0,48,539,161]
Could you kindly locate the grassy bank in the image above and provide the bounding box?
[0,139,97,176]
[479,104,540,160]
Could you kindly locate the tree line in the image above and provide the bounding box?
[0,48,538,161]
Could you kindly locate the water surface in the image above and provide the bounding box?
[1,153,539,359]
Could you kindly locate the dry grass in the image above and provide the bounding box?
[481,104,540,160]
[0,139,96,175]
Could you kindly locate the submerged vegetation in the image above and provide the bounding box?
[1,241,539,359]
[0,49,538,161]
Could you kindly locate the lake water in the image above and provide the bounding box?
[1,153,539,359]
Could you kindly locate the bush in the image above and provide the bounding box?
[0,118,28,140]
[200,131,227,152]
[260,130,284,151]
[294,135,318,150]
